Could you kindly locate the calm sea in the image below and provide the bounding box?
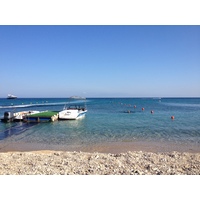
[0,98,200,152]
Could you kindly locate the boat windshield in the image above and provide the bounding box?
[68,105,85,110]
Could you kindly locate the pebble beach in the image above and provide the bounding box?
[0,150,199,175]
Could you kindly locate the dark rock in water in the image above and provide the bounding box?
[124,110,135,113]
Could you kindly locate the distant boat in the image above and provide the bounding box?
[69,96,86,100]
[7,94,17,99]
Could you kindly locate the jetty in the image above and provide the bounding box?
[24,111,59,122]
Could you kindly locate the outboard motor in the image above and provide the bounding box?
[2,112,15,122]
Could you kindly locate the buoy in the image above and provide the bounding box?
[171,116,175,120]
[151,110,154,114]
[142,107,145,111]
[134,105,136,108]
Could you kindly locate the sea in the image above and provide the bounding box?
[0,97,200,153]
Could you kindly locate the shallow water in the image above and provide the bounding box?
[0,98,200,152]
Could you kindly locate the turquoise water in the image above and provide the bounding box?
[0,98,200,151]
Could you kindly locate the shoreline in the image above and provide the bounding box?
[0,139,200,154]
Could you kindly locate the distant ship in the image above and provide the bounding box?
[7,94,17,99]
[69,96,86,100]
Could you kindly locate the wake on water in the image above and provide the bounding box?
[0,102,66,109]
[0,100,89,109]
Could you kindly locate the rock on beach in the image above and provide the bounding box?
[0,151,199,175]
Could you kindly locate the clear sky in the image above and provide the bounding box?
[0,25,200,98]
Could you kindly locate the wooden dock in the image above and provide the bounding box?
[24,111,59,122]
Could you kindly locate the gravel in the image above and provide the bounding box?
[0,150,199,175]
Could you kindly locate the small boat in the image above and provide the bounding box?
[1,110,40,122]
[58,105,87,120]
[7,94,17,99]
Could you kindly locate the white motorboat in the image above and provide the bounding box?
[58,105,87,120]
[1,110,41,122]
[7,94,17,99]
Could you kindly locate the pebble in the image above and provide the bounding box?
[0,151,199,175]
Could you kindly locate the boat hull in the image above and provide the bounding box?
[7,97,17,99]
[58,109,87,120]
[1,111,40,123]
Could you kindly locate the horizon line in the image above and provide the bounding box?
[0,96,200,99]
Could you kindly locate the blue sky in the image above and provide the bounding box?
[0,25,200,98]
